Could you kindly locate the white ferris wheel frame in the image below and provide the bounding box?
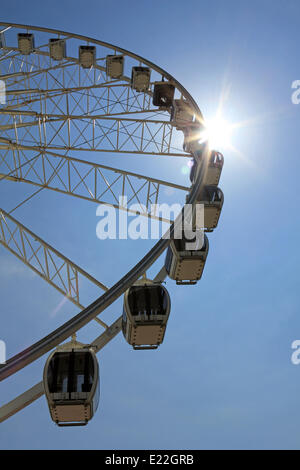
[0,22,209,423]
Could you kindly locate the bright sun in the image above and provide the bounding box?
[201,117,234,150]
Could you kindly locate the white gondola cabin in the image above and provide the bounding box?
[49,38,66,61]
[165,232,209,284]
[171,99,195,130]
[79,45,96,68]
[18,33,35,55]
[122,280,171,350]
[194,185,224,232]
[43,345,99,426]
[131,66,151,92]
[152,81,175,108]
[106,54,124,78]
[182,126,204,154]
[190,150,224,185]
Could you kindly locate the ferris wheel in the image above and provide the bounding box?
[0,23,224,426]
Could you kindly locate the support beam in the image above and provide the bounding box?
[0,116,184,156]
[0,382,44,423]
[0,149,189,222]
[0,208,108,308]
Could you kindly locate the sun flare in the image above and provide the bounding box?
[201,117,234,150]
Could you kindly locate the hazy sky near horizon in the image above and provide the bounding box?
[1,0,300,450]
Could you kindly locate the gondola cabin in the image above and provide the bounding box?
[43,346,99,426]
[165,233,209,284]
[152,81,175,108]
[190,151,224,186]
[49,38,66,61]
[131,66,151,92]
[122,280,171,350]
[182,126,204,154]
[203,151,224,186]
[171,99,195,130]
[106,54,124,79]
[194,185,224,232]
[18,33,35,55]
[79,45,96,69]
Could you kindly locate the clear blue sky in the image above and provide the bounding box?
[1,0,300,450]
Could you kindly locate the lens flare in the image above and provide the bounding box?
[181,165,189,175]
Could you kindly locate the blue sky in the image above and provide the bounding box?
[1,0,300,450]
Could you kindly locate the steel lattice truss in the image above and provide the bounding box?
[0,208,109,328]
[0,114,181,156]
[0,31,188,157]
[0,24,193,333]
[0,147,189,222]
[0,25,192,221]
[0,208,107,304]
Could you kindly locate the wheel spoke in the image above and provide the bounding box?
[0,148,189,222]
[0,208,108,305]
